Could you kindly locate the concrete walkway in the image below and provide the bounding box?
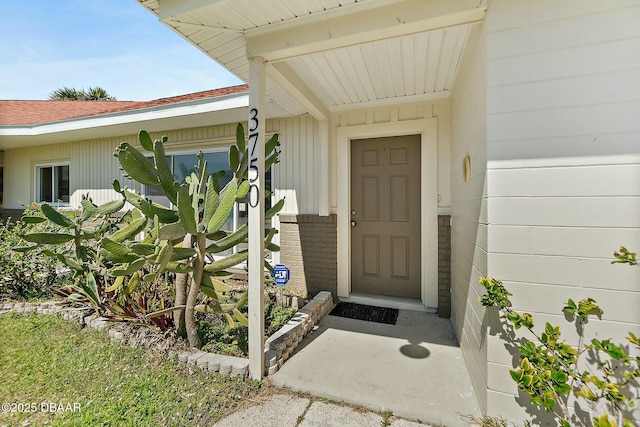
[214,393,430,427]
[270,310,480,427]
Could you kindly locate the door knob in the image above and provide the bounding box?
[351,220,357,227]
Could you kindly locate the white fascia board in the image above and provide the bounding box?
[0,94,249,137]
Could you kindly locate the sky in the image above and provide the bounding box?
[0,0,243,101]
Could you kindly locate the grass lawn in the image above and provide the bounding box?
[0,312,260,427]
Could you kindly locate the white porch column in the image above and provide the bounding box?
[248,56,266,380]
[319,119,330,216]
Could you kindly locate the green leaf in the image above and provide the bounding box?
[177,184,198,235]
[203,175,220,227]
[206,224,248,254]
[147,305,187,319]
[266,198,285,219]
[206,178,237,233]
[105,276,125,293]
[130,243,157,256]
[201,273,231,292]
[101,237,132,257]
[153,139,178,205]
[124,272,141,295]
[553,383,572,395]
[237,148,248,180]
[233,308,249,327]
[116,142,159,186]
[21,216,47,224]
[21,233,74,244]
[80,199,97,221]
[551,370,568,384]
[109,258,146,276]
[229,144,240,173]
[265,152,280,170]
[265,133,279,155]
[223,312,235,328]
[83,272,101,307]
[236,180,250,200]
[195,304,220,314]
[96,199,125,215]
[158,222,187,241]
[110,216,147,242]
[542,397,556,409]
[170,247,197,261]
[236,123,245,152]
[164,262,194,274]
[509,369,523,382]
[138,130,154,151]
[40,203,74,228]
[142,273,156,284]
[200,276,220,300]
[266,243,281,252]
[203,250,248,273]
[155,241,173,273]
[14,245,39,252]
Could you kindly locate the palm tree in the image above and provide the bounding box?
[49,86,116,101]
[84,87,116,101]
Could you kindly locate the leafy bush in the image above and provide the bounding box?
[200,292,297,357]
[479,273,639,427]
[0,209,69,301]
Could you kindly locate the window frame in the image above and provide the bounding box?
[34,161,71,206]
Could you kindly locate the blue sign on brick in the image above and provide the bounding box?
[272,263,290,286]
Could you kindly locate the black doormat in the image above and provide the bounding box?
[329,302,399,325]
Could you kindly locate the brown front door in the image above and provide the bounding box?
[351,135,421,299]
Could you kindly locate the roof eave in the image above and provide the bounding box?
[0,92,251,149]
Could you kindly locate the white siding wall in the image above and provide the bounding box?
[2,122,278,210]
[274,115,321,215]
[449,21,489,415]
[485,0,640,421]
[4,137,132,210]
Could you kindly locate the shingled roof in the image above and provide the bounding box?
[0,85,249,126]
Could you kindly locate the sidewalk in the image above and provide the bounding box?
[213,393,434,427]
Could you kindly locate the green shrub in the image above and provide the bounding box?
[0,210,69,301]
[479,273,639,427]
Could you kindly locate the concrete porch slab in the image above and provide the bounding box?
[271,310,480,427]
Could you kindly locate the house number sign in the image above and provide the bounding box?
[248,107,260,208]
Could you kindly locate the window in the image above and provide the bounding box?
[35,163,69,204]
[144,149,273,255]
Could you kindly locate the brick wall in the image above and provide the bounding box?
[437,215,452,318]
[278,214,337,297]
[278,213,451,315]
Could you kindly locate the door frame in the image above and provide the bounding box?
[336,117,438,309]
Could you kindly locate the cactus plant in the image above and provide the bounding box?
[113,126,282,347]
[17,124,282,349]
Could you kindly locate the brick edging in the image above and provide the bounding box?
[264,291,333,376]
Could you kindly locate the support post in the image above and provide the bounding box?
[318,119,329,216]
[248,56,266,380]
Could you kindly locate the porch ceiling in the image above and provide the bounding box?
[138,0,485,119]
